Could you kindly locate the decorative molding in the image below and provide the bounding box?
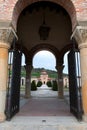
[55,64,64,77]
[56,63,64,70]
[0,27,18,45]
[72,26,87,45]
[79,43,87,50]
[0,42,10,49]
[25,55,32,65]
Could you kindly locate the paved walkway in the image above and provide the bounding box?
[1,85,87,130]
[31,84,58,98]
[18,85,71,116]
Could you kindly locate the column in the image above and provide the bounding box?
[0,42,10,121]
[73,26,87,121]
[56,64,64,98]
[24,64,33,98]
[79,44,87,120]
[0,28,17,122]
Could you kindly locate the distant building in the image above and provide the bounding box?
[63,74,69,88]
[31,70,69,88]
[20,71,81,88]
[38,70,52,84]
[8,65,69,87]
[31,70,55,85]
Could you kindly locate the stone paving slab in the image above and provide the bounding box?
[0,116,87,130]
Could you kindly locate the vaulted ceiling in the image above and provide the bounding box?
[17,1,72,53]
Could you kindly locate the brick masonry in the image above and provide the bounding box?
[0,0,87,30]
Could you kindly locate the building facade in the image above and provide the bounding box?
[21,70,69,87]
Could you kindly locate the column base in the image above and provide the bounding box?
[58,92,64,99]
[0,113,6,122]
[82,114,87,122]
[58,95,64,99]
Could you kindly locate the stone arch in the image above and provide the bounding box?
[23,43,59,65]
[12,0,76,31]
[29,43,59,59]
[59,42,78,63]
[60,44,73,59]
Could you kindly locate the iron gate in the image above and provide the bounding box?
[5,50,22,120]
[68,47,83,121]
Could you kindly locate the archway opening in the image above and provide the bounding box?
[63,51,69,103]
[6,1,75,119]
[16,50,72,117]
[32,50,58,97]
[33,50,56,70]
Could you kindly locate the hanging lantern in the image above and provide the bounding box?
[38,11,51,40]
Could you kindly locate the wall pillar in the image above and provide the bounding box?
[56,64,64,99]
[79,43,87,121]
[0,42,10,121]
[0,28,16,122]
[73,26,87,121]
[24,64,33,98]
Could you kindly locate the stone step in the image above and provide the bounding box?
[0,116,87,130]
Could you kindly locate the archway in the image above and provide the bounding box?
[5,1,80,120]
[17,50,72,117]
[16,1,72,57]
[33,50,56,70]
[32,50,57,96]
[12,0,76,30]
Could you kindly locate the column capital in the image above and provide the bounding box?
[79,43,87,50]
[72,26,87,45]
[0,27,18,46]
[25,55,32,65]
[24,64,33,72]
[56,64,64,71]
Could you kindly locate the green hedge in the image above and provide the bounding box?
[31,80,37,91]
[52,80,58,91]
[46,81,52,87]
[37,81,42,87]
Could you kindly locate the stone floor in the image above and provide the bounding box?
[19,84,70,116]
[18,98,71,116]
[0,85,87,130]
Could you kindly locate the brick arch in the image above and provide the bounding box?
[12,0,76,31]
[60,42,78,60]
[22,43,59,65]
[29,43,59,61]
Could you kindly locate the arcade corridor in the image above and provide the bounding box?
[17,85,72,117]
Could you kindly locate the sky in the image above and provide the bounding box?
[23,50,69,74]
